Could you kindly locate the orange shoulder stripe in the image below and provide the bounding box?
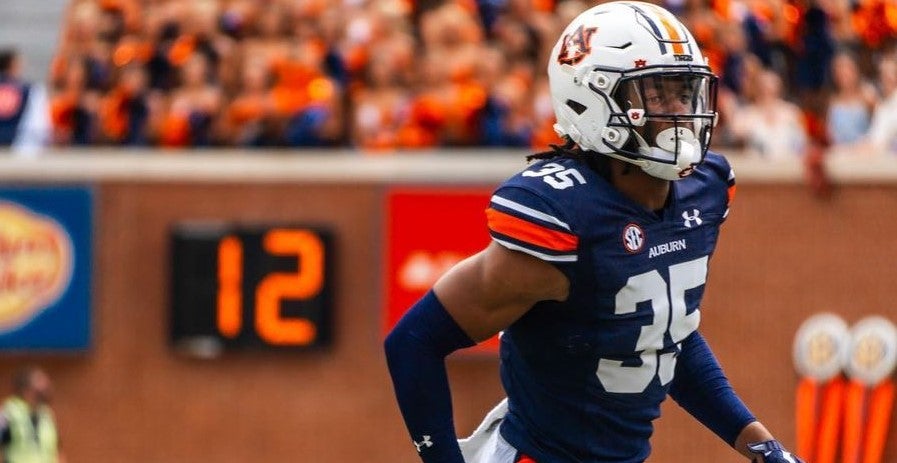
[486,208,578,252]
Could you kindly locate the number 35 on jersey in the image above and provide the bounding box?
[598,256,707,393]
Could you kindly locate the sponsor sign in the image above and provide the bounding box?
[0,188,92,350]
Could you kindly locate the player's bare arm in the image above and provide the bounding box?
[434,241,569,343]
[384,241,569,463]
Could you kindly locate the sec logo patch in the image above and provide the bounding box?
[622,223,645,253]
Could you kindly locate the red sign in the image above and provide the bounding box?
[383,188,500,354]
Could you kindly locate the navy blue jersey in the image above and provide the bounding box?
[485,152,735,463]
[0,77,30,145]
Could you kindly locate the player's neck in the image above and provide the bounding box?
[608,159,671,212]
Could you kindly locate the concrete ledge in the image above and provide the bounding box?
[0,148,893,184]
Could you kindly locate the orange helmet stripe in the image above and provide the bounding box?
[647,4,686,54]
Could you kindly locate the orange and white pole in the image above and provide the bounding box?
[841,316,896,463]
[793,313,850,463]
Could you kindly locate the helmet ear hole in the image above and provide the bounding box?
[565,99,587,115]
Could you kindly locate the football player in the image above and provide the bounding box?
[385,2,804,462]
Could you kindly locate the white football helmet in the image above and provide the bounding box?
[548,1,718,180]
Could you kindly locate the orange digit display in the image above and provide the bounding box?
[255,229,325,346]
[217,236,243,338]
[173,225,331,350]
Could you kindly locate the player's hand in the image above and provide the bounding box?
[747,440,804,463]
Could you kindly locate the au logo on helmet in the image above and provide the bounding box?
[557,25,598,66]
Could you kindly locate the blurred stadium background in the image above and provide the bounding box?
[0,0,895,462]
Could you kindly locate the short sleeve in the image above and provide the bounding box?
[723,165,735,222]
[486,186,579,263]
[701,152,736,224]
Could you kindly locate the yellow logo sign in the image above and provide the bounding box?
[0,202,73,332]
[793,313,849,381]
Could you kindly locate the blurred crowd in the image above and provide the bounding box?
[29,0,897,154]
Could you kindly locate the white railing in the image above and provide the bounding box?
[0,148,894,183]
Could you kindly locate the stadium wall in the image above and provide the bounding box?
[0,150,894,463]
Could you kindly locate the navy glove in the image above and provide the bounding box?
[747,440,804,463]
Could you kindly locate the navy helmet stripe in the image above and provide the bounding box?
[626,3,667,54]
[676,21,695,55]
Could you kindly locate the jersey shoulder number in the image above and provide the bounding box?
[521,161,587,190]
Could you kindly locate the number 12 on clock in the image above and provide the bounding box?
[170,224,334,352]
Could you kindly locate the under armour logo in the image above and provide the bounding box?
[682,209,702,228]
[413,435,433,453]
